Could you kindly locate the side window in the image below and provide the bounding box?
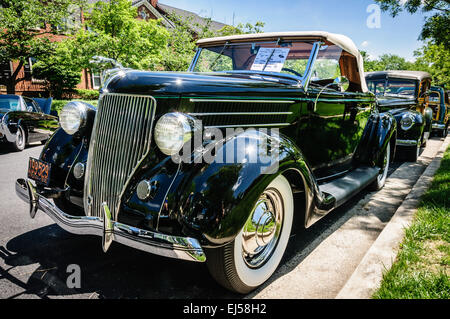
[23,98,40,113]
[310,44,342,82]
[91,70,103,90]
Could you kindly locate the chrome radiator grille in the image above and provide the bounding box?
[84,93,156,218]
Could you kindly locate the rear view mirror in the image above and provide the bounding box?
[334,76,350,92]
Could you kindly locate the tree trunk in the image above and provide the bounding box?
[6,60,25,95]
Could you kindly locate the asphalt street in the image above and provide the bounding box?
[0,137,445,299]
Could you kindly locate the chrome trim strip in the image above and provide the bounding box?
[16,179,206,262]
[204,123,290,129]
[189,99,295,104]
[189,112,293,116]
[397,139,419,146]
[302,41,322,91]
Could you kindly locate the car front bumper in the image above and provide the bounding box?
[396,139,419,146]
[432,123,446,130]
[15,178,206,262]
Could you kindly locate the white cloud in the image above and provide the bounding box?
[361,41,370,48]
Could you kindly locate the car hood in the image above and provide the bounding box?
[103,71,304,97]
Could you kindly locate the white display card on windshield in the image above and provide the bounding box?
[251,48,290,73]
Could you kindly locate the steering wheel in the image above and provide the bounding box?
[282,68,302,77]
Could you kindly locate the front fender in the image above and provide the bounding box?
[354,111,396,167]
[165,129,317,247]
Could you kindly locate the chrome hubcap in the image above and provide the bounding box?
[242,189,284,268]
[16,128,24,147]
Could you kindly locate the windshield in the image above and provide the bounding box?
[367,78,417,97]
[193,40,318,79]
[0,96,22,112]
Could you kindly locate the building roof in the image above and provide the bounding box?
[365,70,432,81]
[197,31,369,92]
[157,3,227,33]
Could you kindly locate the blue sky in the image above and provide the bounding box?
[159,0,430,61]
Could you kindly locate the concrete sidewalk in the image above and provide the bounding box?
[336,134,450,299]
[249,137,446,299]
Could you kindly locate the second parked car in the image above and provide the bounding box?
[366,71,433,161]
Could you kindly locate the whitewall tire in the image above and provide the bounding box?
[206,175,294,294]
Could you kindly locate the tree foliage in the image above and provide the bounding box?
[32,42,82,99]
[69,0,169,71]
[0,0,84,93]
[374,0,450,49]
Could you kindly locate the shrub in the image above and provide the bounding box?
[75,89,100,100]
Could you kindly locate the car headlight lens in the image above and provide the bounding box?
[59,101,88,135]
[400,113,415,131]
[154,113,197,156]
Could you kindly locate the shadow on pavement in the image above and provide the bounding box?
[1,224,239,299]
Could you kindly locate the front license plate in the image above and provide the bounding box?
[28,157,51,186]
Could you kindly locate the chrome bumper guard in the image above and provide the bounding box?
[15,178,206,262]
[432,123,446,130]
[396,139,419,146]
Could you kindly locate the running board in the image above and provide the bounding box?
[319,166,379,208]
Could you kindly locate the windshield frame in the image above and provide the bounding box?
[189,40,322,89]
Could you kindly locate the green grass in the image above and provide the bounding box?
[373,146,450,299]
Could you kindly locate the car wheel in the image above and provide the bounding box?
[406,141,420,162]
[441,126,448,138]
[206,175,294,294]
[369,141,390,191]
[11,125,26,152]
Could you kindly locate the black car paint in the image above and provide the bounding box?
[38,70,395,247]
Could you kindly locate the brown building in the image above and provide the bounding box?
[0,0,226,97]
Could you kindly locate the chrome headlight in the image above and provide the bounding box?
[154,112,197,156]
[400,113,415,131]
[59,101,88,135]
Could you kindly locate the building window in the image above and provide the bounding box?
[91,70,103,89]
[0,61,12,85]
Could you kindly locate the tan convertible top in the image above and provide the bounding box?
[197,31,368,92]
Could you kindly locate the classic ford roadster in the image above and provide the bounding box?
[365,71,433,162]
[16,32,396,293]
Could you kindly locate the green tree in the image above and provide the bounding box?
[413,42,450,87]
[0,0,85,94]
[32,42,82,99]
[69,0,169,71]
[374,0,450,49]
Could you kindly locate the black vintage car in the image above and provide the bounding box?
[429,86,449,137]
[16,32,396,293]
[365,71,433,161]
[0,94,58,151]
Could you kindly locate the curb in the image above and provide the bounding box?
[336,134,450,299]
